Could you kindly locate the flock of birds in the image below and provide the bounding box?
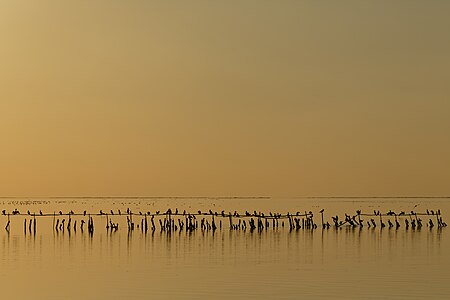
[0,207,447,235]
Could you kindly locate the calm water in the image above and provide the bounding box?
[0,197,448,299]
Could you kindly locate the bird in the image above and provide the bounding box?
[320,209,324,213]
[39,210,43,216]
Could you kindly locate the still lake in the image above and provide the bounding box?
[0,197,448,299]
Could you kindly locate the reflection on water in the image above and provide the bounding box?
[0,198,449,299]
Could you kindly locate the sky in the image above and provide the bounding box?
[0,1,449,197]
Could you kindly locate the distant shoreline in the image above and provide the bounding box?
[0,196,449,199]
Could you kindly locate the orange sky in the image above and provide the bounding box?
[0,1,449,197]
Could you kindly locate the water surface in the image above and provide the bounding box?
[0,197,448,299]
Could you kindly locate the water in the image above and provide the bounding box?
[0,197,448,299]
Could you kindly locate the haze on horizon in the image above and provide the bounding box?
[0,1,449,197]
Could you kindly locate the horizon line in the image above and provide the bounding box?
[0,196,450,199]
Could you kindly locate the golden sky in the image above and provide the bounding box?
[0,1,449,197]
